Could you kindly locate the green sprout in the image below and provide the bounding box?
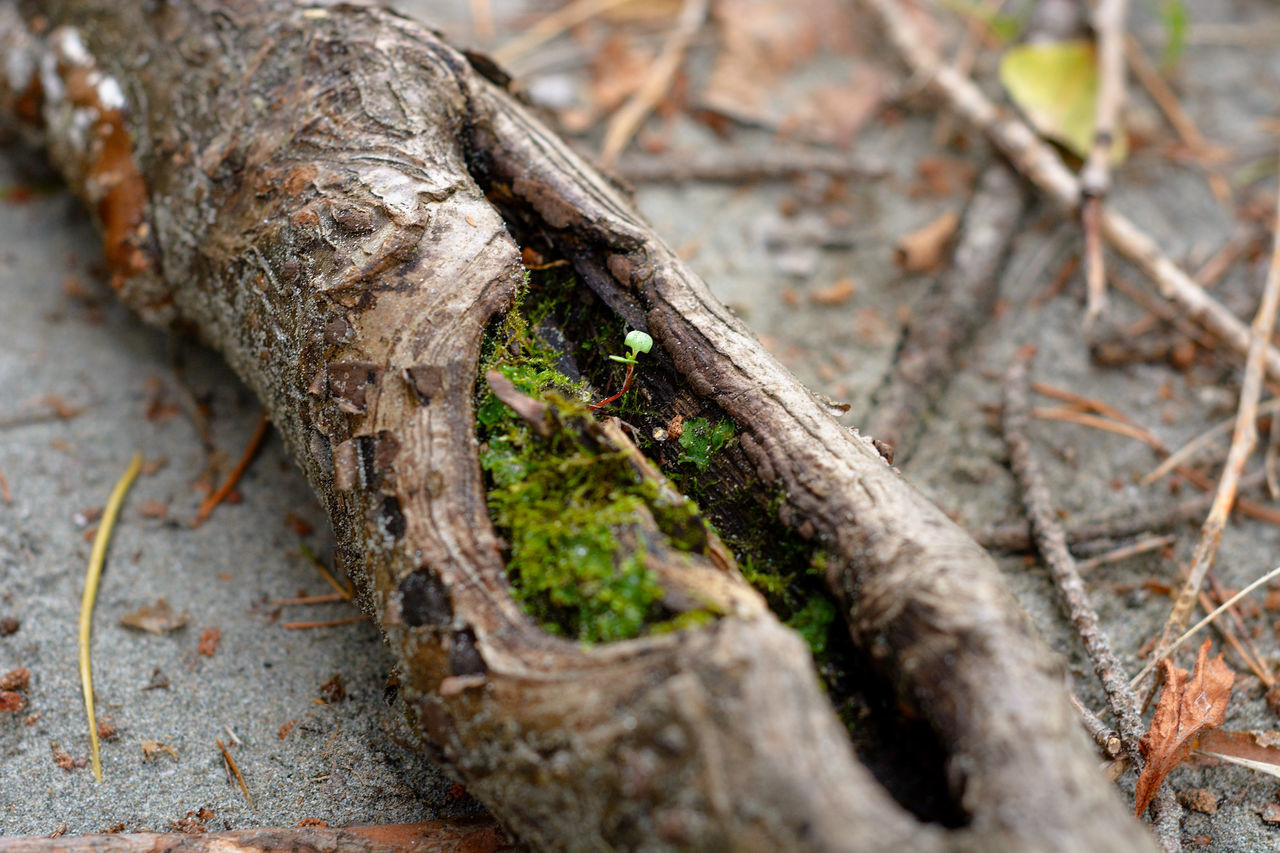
[590,330,652,411]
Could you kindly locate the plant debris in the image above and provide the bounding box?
[894,210,959,273]
[120,599,190,634]
[1135,638,1235,817]
[197,627,222,656]
[140,739,178,762]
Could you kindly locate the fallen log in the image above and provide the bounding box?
[0,1,1152,849]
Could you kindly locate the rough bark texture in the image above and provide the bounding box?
[0,2,1152,850]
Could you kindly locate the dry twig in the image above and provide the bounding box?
[492,0,636,66]
[1075,534,1176,572]
[1124,36,1232,202]
[0,821,512,853]
[866,162,1026,461]
[612,149,886,183]
[1206,571,1274,685]
[1004,360,1145,758]
[598,0,707,168]
[1144,398,1280,485]
[1143,173,1280,679]
[862,0,1280,383]
[1069,692,1123,757]
[1131,564,1280,688]
[1080,0,1129,326]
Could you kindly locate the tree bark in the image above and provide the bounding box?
[0,2,1152,850]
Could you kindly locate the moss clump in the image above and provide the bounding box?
[678,417,735,472]
[476,285,715,644]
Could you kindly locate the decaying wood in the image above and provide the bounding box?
[0,1,1152,849]
[0,821,512,853]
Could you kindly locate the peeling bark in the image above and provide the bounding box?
[0,2,1153,850]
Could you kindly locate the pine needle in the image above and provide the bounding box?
[299,542,352,601]
[80,451,143,782]
[217,738,254,807]
[194,413,269,527]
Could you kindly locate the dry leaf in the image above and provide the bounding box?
[895,211,959,273]
[1135,638,1234,817]
[0,666,30,691]
[197,627,222,656]
[701,0,877,145]
[1193,728,1280,779]
[141,739,178,762]
[999,40,1127,163]
[0,691,26,713]
[809,277,856,306]
[120,599,190,634]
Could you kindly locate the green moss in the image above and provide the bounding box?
[476,271,843,662]
[678,417,736,472]
[476,283,715,644]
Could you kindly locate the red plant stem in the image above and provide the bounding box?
[589,363,635,411]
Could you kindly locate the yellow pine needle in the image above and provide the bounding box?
[80,452,143,782]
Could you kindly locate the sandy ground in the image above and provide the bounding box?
[4,0,1280,849]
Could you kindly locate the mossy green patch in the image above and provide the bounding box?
[476,282,715,644]
[678,417,735,472]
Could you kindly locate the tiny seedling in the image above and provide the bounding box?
[589,330,652,411]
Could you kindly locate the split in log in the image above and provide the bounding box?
[0,1,1153,850]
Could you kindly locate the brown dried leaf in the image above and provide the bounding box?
[141,739,178,762]
[0,690,27,713]
[120,599,189,634]
[1193,727,1280,777]
[0,666,31,691]
[701,0,878,145]
[809,277,856,306]
[895,211,959,273]
[197,627,222,656]
[1135,638,1235,817]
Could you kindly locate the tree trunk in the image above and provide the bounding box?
[0,2,1152,850]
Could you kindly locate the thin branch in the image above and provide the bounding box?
[1069,692,1122,757]
[492,0,637,67]
[282,615,369,629]
[1130,564,1280,688]
[1003,360,1145,759]
[866,162,1026,461]
[612,149,887,183]
[974,472,1269,552]
[1075,534,1175,571]
[1144,398,1280,485]
[1206,572,1273,685]
[1198,588,1270,685]
[1143,171,1280,679]
[1123,35,1232,202]
[598,0,707,168]
[861,0,1280,383]
[1080,0,1129,326]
